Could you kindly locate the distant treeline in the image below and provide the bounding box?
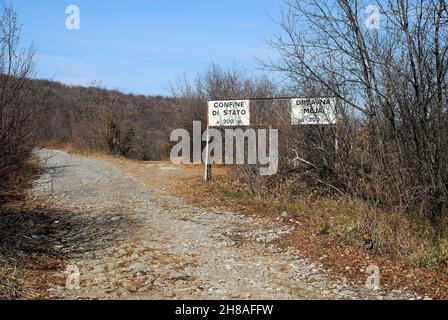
[33,79,185,161]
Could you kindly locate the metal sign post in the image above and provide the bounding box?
[204,126,212,182]
[204,101,212,182]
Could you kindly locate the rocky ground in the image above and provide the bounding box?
[33,149,426,300]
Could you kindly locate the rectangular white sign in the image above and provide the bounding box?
[208,100,250,127]
[291,97,337,125]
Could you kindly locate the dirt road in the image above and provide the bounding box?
[33,149,419,300]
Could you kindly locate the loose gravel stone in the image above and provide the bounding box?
[34,149,425,300]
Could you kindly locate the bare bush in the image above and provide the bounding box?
[0,4,37,205]
[171,64,281,190]
[266,0,448,243]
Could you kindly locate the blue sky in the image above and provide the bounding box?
[12,0,282,96]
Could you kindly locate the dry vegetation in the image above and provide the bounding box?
[168,0,448,294]
[2,0,448,299]
[262,0,448,254]
[0,4,39,206]
[0,202,66,300]
[176,171,448,299]
[170,0,448,274]
[0,5,63,299]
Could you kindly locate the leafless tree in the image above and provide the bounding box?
[267,0,448,242]
[0,4,36,204]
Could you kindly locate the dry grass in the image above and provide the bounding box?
[196,174,448,266]
[290,197,445,261]
[175,169,448,299]
[0,203,68,300]
[0,255,24,299]
[0,156,65,300]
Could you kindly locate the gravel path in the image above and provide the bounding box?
[34,149,421,300]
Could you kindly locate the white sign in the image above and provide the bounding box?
[208,100,250,127]
[291,97,337,125]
